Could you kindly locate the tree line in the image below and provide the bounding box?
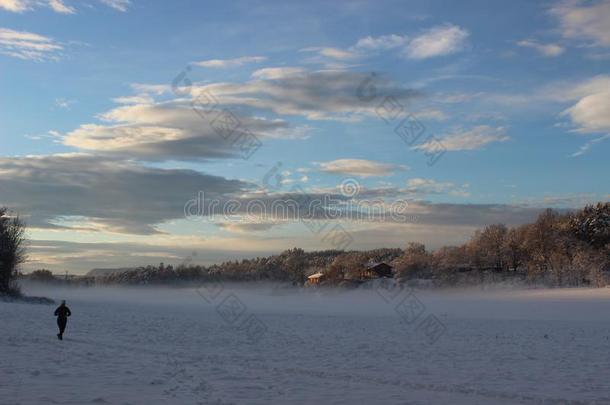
[16,202,610,289]
[94,202,610,287]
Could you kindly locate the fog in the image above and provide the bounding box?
[22,281,610,323]
[8,281,610,404]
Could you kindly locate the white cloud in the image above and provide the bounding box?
[493,74,610,154]
[413,108,448,121]
[0,0,30,12]
[130,83,170,95]
[54,98,75,109]
[63,101,295,160]
[112,94,154,105]
[1,0,75,14]
[217,222,279,233]
[300,46,359,60]
[319,47,357,59]
[406,178,470,197]
[414,125,510,152]
[64,70,416,160]
[99,0,130,12]
[405,24,469,59]
[65,124,186,151]
[517,39,565,57]
[317,159,408,177]
[251,67,305,80]
[0,0,130,13]
[551,0,610,46]
[193,56,267,68]
[58,69,415,162]
[563,91,610,133]
[303,26,466,63]
[355,34,410,50]
[560,75,610,134]
[0,27,62,61]
[48,0,74,13]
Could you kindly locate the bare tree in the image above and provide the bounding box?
[469,224,508,271]
[0,208,27,295]
[392,242,431,279]
[503,227,528,271]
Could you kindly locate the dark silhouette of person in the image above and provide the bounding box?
[54,300,71,340]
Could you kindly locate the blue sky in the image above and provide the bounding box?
[0,0,608,273]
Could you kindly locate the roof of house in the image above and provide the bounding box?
[307,272,325,279]
[366,262,392,270]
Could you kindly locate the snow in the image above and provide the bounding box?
[2,283,610,404]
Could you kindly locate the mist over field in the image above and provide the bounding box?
[22,281,610,322]
[3,282,610,404]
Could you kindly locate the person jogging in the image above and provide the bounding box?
[54,300,71,340]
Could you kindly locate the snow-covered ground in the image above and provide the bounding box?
[2,283,610,404]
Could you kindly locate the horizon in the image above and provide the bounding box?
[1,0,609,274]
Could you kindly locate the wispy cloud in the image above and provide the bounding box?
[413,108,448,121]
[414,125,510,152]
[193,56,267,68]
[0,27,62,61]
[517,39,565,57]
[405,24,469,59]
[324,48,356,59]
[405,178,470,197]
[0,0,123,13]
[99,0,130,12]
[217,222,279,233]
[316,159,408,177]
[571,134,610,156]
[130,83,170,95]
[48,0,74,13]
[54,98,75,109]
[298,46,362,68]
[354,34,410,50]
[551,0,610,47]
[304,26,467,63]
[251,67,305,80]
[112,94,154,105]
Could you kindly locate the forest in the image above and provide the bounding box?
[26,202,610,288]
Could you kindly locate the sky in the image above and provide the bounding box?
[0,0,608,273]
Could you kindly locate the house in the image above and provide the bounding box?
[359,262,393,280]
[306,272,325,285]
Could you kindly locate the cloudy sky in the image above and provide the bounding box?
[0,0,608,273]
